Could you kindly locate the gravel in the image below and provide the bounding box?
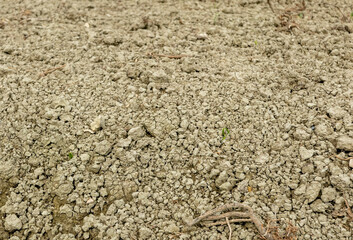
[0,0,353,239]
[4,215,22,232]
[336,135,353,152]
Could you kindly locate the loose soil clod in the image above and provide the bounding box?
[1,0,353,239]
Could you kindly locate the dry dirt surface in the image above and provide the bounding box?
[1,0,353,239]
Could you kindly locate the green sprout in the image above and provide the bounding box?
[351,11,353,18]
[68,152,73,159]
[298,13,304,18]
[254,40,258,46]
[213,12,220,25]
[221,127,230,142]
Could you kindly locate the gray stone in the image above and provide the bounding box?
[9,237,21,240]
[0,160,17,180]
[80,153,90,162]
[209,168,220,178]
[199,90,208,97]
[51,97,69,109]
[330,174,351,190]
[138,192,151,206]
[180,119,189,129]
[127,85,136,92]
[33,167,44,178]
[327,107,346,119]
[106,227,118,238]
[215,171,228,187]
[255,153,269,164]
[128,126,145,140]
[139,227,153,239]
[237,179,249,193]
[318,214,328,226]
[305,181,321,203]
[301,163,314,174]
[310,199,327,213]
[5,214,22,232]
[109,185,125,200]
[106,204,117,216]
[59,204,73,217]
[117,137,132,148]
[219,182,234,191]
[82,215,96,232]
[321,187,337,203]
[114,199,125,208]
[0,65,14,76]
[152,69,169,83]
[299,146,314,160]
[60,114,72,122]
[3,45,15,54]
[330,165,343,176]
[88,162,101,173]
[90,116,104,132]
[182,61,197,73]
[95,140,112,155]
[283,202,292,211]
[196,33,208,40]
[293,128,311,140]
[336,135,353,151]
[184,178,194,186]
[349,159,353,168]
[315,123,333,137]
[122,181,138,200]
[56,183,74,198]
[43,109,55,119]
[28,157,41,167]
[165,223,179,233]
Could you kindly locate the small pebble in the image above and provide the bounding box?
[327,106,346,119]
[336,135,353,151]
[90,116,104,132]
[5,214,22,232]
[196,33,208,40]
[299,146,314,160]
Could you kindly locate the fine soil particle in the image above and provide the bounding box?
[1,0,353,239]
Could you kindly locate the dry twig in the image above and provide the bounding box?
[189,203,298,240]
[265,221,298,240]
[332,154,353,161]
[188,203,274,240]
[344,196,353,220]
[268,0,306,31]
[39,64,66,77]
[334,6,352,22]
[226,217,232,240]
[267,0,275,13]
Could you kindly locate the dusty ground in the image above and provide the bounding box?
[1,0,353,239]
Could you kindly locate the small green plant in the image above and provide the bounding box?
[213,12,220,25]
[351,11,353,19]
[254,40,258,46]
[221,127,230,142]
[68,152,73,159]
[298,12,304,18]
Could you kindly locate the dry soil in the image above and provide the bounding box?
[1,0,353,239]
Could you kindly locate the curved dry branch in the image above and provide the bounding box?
[188,203,275,240]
